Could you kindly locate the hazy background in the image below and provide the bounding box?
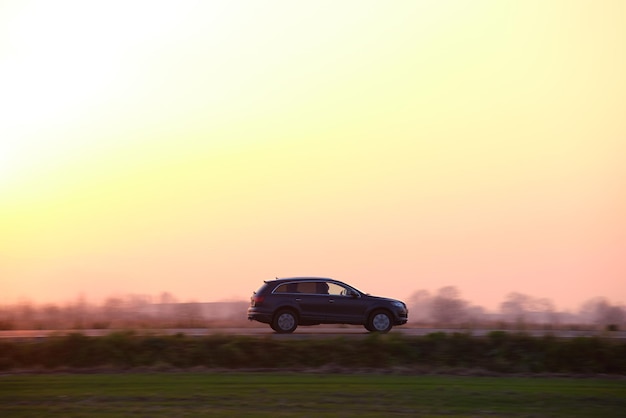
[1,1,624,312]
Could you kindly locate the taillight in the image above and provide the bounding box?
[251,295,265,307]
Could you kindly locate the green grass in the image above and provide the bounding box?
[1,373,625,417]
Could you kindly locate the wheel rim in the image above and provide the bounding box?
[372,313,390,331]
[277,313,295,331]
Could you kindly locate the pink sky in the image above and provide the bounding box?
[1,1,625,311]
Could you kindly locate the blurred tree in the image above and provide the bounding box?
[580,297,625,328]
[430,286,468,324]
[174,302,204,328]
[500,292,529,320]
[41,303,62,329]
[406,289,432,322]
[500,292,557,324]
[68,294,89,329]
[159,292,177,305]
[16,299,35,329]
[102,297,125,326]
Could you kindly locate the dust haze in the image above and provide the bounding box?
[1,287,624,331]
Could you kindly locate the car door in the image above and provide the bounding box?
[324,282,370,323]
[291,281,330,322]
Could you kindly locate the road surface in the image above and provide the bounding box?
[1,327,624,339]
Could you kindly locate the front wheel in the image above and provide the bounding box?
[367,310,393,333]
[272,309,298,333]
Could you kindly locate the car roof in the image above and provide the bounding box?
[266,277,334,283]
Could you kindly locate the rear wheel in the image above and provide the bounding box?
[272,309,298,333]
[367,310,393,333]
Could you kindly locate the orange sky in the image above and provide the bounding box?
[1,1,625,311]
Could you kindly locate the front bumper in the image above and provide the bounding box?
[394,308,409,325]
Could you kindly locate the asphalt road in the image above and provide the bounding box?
[1,327,625,339]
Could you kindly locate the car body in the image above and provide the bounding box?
[247,277,408,333]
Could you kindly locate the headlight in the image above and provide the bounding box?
[391,301,405,309]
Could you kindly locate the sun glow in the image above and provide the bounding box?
[1,1,624,309]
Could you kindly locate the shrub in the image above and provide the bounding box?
[0,332,624,373]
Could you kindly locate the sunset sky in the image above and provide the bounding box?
[1,1,624,311]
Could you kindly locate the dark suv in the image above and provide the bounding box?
[247,277,408,333]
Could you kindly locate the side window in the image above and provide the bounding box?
[295,282,317,294]
[274,283,298,293]
[327,283,348,296]
[274,282,342,294]
[314,281,329,295]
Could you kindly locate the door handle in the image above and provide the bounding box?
[295,298,302,302]
[329,299,334,303]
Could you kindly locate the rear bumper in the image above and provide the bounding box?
[247,307,273,324]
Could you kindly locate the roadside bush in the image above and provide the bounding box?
[0,332,624,374]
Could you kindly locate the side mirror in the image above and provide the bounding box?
[347,289,359,298]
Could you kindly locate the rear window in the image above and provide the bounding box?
[254,283,272,295]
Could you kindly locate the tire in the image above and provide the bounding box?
[272,309,298,333]
[367,310,393,333]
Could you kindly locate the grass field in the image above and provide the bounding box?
[1,373,625,417]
